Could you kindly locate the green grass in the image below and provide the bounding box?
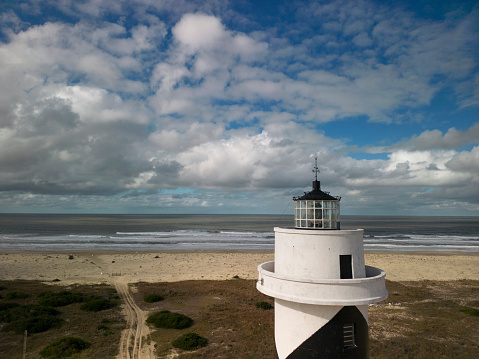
[172,333,208,351]
[147,311,193,329]
[39,337,91,358]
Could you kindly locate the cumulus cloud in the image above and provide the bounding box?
[0,0,477,214]
[376,124,479,152]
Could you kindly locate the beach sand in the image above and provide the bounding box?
[1,251,478,284]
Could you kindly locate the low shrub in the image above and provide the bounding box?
[38,291,85,307]
[80,298,115,312]
[5,291,29,300]
[172,333,208,351]
[256,301,273,310]
[110,293,120,300]
[39,337,90,358]
[144,294,164,303]
[146,310,193,329]
[0,302,20,312]
[3,316,63,334]
[461,308,479,317]
[0,304,60,323]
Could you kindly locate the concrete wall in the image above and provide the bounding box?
[274,228,366,280]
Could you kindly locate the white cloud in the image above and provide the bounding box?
[0,1,477,214]
[172,13,226,50]
[148,122,223,152]
[352,32,373,47]
[54,85,149,124]
[383,124,479,151]
[446,146,479,173]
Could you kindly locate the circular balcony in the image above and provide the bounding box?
[257,261,388,306]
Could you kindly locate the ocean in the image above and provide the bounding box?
[0,214,478,253]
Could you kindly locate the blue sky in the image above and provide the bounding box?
[0,0,478,216]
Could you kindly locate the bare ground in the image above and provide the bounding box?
[114,278,155,359]
[1,279,478,358]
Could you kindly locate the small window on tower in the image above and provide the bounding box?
[343,323,356,350]
[340,255,353,279]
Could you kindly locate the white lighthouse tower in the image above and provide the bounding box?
[257,159,387,358]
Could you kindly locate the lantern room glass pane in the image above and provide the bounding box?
[294,198,340,229]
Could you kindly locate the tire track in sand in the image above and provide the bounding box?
[114,279,155,359]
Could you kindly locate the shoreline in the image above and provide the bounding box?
[4,249,479,256]
[1,250,479,284]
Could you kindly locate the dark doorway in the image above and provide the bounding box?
[340,255,353,279]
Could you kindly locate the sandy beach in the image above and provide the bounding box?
[1,251,478,284]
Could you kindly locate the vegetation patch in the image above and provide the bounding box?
[5,291,29,300]
[80,298,116,312]
[147,310,193,329]
[460,307,479,317]
[0,281,125,359]
[38,291,85,307]
[0,304,60,323]
[3,315,64,334]
[172,333,208,351]
[39,337,91,358]
[0,302,20,312]
[144,293,164,303]
[256,301,273,310]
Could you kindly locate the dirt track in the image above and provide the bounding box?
[114,278,155,359]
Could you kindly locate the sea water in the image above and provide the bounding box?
[0,214,478,253]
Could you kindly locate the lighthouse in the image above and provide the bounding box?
[257,159,387,358]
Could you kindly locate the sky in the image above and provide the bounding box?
[0,0,478,216]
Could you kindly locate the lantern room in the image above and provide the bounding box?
[294,160,341,230]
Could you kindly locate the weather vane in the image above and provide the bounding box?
[313,156,320,182]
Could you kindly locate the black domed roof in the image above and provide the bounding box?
[293,181,340,201]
